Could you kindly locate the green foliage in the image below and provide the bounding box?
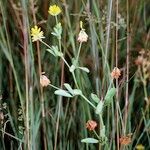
[0,0,149,149]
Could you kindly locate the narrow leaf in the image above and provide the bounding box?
[72,89,82,96]
[95,101,103,114]
[81,138,99,143]
[104,88,116,105]
[54,89,73,97]
[91,93,100,103]
[64,83,74,95]
[46,49,56,56]
[78,67,90,73]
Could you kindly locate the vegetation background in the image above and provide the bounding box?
[0,0,149,149]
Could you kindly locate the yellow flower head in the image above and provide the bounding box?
[136,144,145,150]
[48,5,61,16]
[31,25,45,42]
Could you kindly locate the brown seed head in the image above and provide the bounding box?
[86,120,97,131]
[119,133,132,145]
[111,67,121,79]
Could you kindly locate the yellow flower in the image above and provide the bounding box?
[48,5,61,16]
[31,25,45,42]
[136,144,145,150]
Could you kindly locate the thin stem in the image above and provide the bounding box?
[115,0,120,149]
[104,0,113,70]
[0,129,24,143]
[125,0,129,134]
[61,56,70,69]
[54,15,63,150]
[93,130,100,140]
[30,0,47,148]
[80,94,96,109]
[72,72,79,89]
[40,40,51,49]
[49,84,60,90]
[76,42,82,63]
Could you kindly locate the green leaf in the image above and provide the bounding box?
[54,89,73,97]
[72,89,82,96]
[46,45,59,57]
[78,67,90,73]
[64,83,74,95]
[95,101,103,114]
[46,48,56,56]
[81,138,99,144]
[51,22,62,39]
[104,88,116,106]
[91,93,100,103]
[100,126,105,137]
[72,58,78,67]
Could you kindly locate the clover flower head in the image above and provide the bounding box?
[31,25,45,42]
[136,144,145,150]
[40,75,50,87]
[77,29,88,43]
[119,136,132,145]
[111,67,121,79]
[86,120,97,131]
[48,5,61,16]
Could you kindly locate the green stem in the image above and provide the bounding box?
[61,56,70,69]
[80,94,96,109]
[40,40,51,49]
[72,71,79,89]
[76,42,82,63]
[93,130,100,140]
[49,84,60,90]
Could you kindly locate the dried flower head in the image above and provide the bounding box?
[135,56,143,66]
[136,144,145,150]
[31,25,45,42]
[136,49,150,81]
[77,29,88,43]
[111,67,121,79]
[40,75,50,87]
[119,133,132,145]
[86,120,97,131]
[48,5,61,16]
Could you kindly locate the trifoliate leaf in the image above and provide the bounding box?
[51,22,62,39]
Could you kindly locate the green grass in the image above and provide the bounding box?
[0,0,149,149]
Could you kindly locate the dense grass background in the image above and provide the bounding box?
[0,0,149,149]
